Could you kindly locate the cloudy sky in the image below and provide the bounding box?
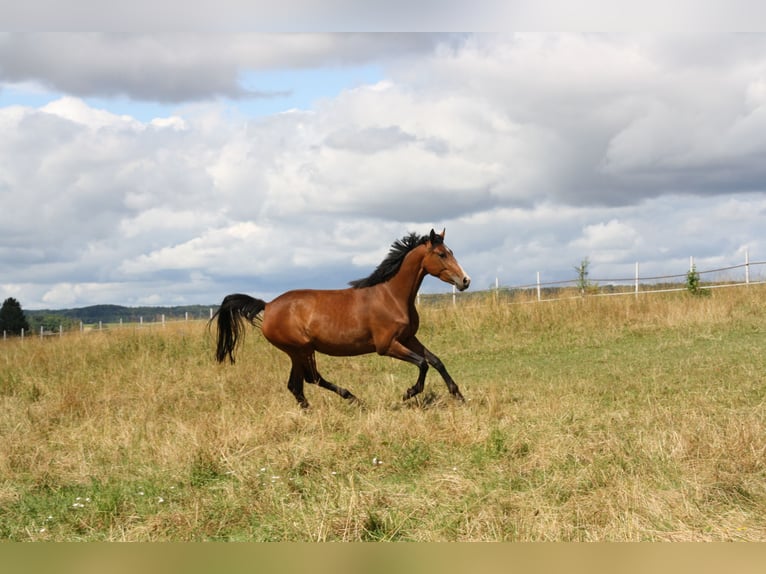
[2,30,766,308]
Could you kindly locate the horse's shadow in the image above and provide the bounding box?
[396,390,448,411]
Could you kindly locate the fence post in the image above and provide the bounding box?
[40,326,44,340]
[746,248,750,286]
[59,325,63,337]
[635,262,639,297]
[162,314,166,327]
[536,271,541,302]
[452,285,456,306]
[21,328,24,340]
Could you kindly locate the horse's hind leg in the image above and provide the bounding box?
[303,353,357,402]
[313,375,358,402]
[287,359,309,409]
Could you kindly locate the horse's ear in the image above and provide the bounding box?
[429,228,445,239]
[428,228,445,246]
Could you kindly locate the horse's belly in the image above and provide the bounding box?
[312,331,376,356]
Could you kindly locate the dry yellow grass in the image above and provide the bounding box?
[2,287,766,540]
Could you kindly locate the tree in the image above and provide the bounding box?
[0,297,30,335]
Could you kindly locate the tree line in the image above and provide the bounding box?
[1,298,216,335]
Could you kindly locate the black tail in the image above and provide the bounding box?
[211,293,267,364]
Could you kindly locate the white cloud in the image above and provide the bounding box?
[3,33,766,308]
[119,208,220,240]
[569,219,640,264]
[41,282,126,307]
[150,116,187,130]
[41,96,142,130]
[0,33,442,102]
[571,219,639,249]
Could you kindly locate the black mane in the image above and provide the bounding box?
[349,232,440,289]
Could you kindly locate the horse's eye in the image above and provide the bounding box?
[437,252,446,259]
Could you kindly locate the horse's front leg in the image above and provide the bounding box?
[423,347,464,401]
[383,340,429,400]
[408,337,465,401]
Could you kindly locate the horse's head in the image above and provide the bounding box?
[423,229,471,291]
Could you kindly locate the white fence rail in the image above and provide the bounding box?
[426,251,766,305]
[2,309,216,341]
[4,252,766,340]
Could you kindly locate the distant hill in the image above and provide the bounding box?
[26,304,216,329]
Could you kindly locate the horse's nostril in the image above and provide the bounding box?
[463,276,471,289]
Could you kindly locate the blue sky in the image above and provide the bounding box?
[236,65,385,117]
[2,32,766,309]
[0,64,385,121]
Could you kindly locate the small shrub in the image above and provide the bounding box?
[686,265,710,297]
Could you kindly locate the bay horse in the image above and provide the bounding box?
[211,229,471,408]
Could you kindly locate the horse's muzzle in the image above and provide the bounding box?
[456,275,471,291]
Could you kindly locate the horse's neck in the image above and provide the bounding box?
[386,245,427,305]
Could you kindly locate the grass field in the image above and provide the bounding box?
[2,287,766,541]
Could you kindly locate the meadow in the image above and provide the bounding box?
[1,287,765,541]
